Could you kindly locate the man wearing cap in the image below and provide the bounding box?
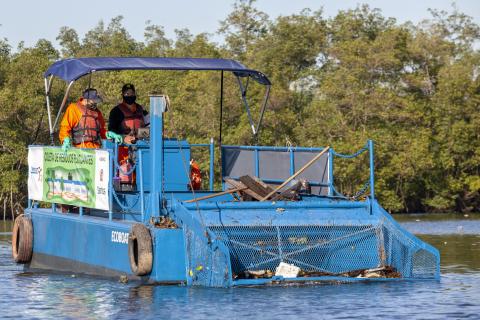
[107,83,149,144]
[59,88,107,151]
[107,84,149,189]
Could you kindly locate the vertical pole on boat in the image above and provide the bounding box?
[149,95,166,222]
[219,71,224,148]
[289,149,295,176]
[209,138,214,191]
[219,71,224,190]
[108,150,114,220]
[328,150,334,196]
[138,150,145,221]
[369,139,375,201]
[44,77,54,145]
[254,149,260,177]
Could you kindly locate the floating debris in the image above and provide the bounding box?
[119,275,128,283]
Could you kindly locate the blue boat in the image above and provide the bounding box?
[12,57,440,287]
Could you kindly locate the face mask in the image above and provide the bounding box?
[123,95,136,105]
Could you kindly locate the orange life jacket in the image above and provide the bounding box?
[72,103,102,145]
[190,160,202,190]
[119,103,145,135]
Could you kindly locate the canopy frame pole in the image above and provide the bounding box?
[219,71,224,189]
[255,84,270,139]
[219,71,224,148]
[236,76,257,136]
[44,76,54,145]
[52,80,75,134]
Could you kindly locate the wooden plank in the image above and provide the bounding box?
[225,178,264,201]
[239,175,273,197]
[260,147,330,201]
[184,187,246,203]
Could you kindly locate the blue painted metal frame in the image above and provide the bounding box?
[221,141,376,200]
[149,96,165,222]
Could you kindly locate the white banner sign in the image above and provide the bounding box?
[28,146,110,210]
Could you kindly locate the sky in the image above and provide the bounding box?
[1,0,479,51]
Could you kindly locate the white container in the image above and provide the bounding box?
[275,262,300,278]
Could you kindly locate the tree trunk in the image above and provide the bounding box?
[1,195,4,221]
[4,198,6,221]
[10,186,14,220]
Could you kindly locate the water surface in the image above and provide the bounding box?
[1,215,479,319]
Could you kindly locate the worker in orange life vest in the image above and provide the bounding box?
[59,88,107,151]
[107,83,148,145]
[107,84,149,187]
[58,88,106,213]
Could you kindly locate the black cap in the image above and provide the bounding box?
[122,83,135,94]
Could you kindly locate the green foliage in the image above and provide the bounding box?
[0,3,479,216]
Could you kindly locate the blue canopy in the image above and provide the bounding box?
[45,57,271,85]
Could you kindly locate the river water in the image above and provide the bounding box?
[1,214,479,319]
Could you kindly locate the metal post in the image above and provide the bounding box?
[44,77,54,145]
[236,76,256,135]
[369,140,375,200]
[219,71,224,190]
[328,149,334,196]
[108,150,114,221]
[219,71,224,148]
[289,149,295,176]
[254,148,260,177]
[52,81,75,134]
[209,138,214,191]
[138,150,145,221]
[149,95,166,222]
[256,85,270,138]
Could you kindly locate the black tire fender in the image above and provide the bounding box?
[12,214,33,263]
[128,223,153,276]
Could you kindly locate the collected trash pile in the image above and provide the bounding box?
[186,175,308,203]
[237,264,401,280]
[225,175,306,201]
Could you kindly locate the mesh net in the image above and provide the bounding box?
[183,225,231,287]
[178,206,439,286]
[206,217,438,281]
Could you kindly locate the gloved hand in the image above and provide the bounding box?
[106,131,123,144]
[62,137,71,153]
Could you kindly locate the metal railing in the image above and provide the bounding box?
[221,140,375,200]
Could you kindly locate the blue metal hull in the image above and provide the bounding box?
[24,196,440,287]
[26,208,186,284]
